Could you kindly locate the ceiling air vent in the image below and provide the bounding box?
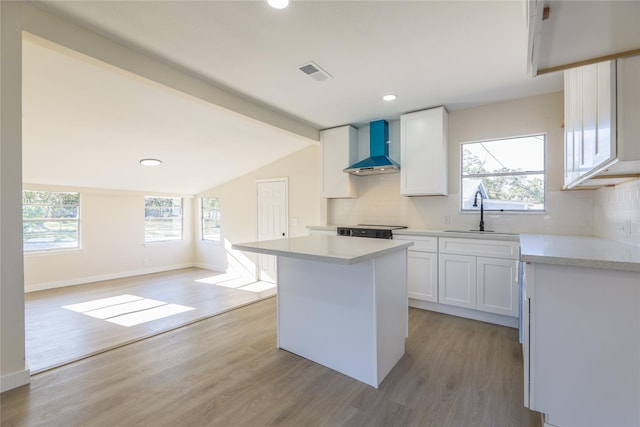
[298,61,333,82]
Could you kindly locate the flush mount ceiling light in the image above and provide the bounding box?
[382,94,397,101]
[139,158,162,167]
[267,0,289,9]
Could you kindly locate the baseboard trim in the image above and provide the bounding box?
[193,262,226,273]
[409,299,518,328]
[25,263,198,293]
[1,366,31,392]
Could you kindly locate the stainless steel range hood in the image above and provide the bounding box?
[343,120,399,176]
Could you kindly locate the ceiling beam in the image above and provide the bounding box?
[21,4,320,143]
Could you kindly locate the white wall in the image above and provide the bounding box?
[594,178,640,246]
[23,185,195,292]
[1,0,30,392]
[329,92,596,236]
[195,145,322,274]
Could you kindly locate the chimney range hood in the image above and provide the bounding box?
[343,120,399,176]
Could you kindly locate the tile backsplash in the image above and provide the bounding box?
[593,178,640,247]
[328,173,595,236]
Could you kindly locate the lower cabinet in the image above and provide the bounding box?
[397,234,519,323]
[438,237,519,318]
[394,235,438,303]
[476,257,518,317]
[438,254,476,309]
[407,250,438,302]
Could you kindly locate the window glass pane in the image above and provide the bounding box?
[23,191,80,252]
[461,135,545,212]
[201,197,220,241]
[145,197,183,242]
[462,175,544,211]
[462,135,545,175]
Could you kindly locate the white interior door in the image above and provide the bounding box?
[257,178,288,283]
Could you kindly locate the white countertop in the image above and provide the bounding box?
[520,234,640,272]
[307,225,520,241]
[394,228,520,241]
[233,235,413,265]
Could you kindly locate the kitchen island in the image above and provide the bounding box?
[233,235,412,388]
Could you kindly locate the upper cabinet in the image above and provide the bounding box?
[527,0,640,76]
[321,125,358,198]
[400,107,448,196]
[564,56,640,189]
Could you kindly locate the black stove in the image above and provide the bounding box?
[337,224,407,239]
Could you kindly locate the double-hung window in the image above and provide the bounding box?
[23,190,80,252]
[201,197,220,242]
[461,134,546,212]
[144,197,183,242]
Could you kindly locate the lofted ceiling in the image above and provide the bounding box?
[23,0,570,195]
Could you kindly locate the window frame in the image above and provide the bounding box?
[460,134,547,213]
[144,196,184,243]
[200,197,221,242]
[22,190,81,253]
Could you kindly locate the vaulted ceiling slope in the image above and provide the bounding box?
[24,1,565,195]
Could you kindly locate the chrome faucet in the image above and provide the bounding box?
[472,190,485,231]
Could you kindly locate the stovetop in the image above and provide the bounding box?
[352,224,407,231]
[337,224,407,239]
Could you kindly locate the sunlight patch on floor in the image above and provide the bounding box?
[239,281,276,292]
[62,294,194,327]
[196,274,276,293]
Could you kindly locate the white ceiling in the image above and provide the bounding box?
[24,0,571,195]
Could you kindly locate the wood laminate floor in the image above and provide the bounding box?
[25,267,276,373]
[3,297,540,426]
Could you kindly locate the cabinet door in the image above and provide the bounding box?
[321,126,358,198]
[581,64,597,173]
[438,254,476,309]
[564,69,575,186]
[594,60,616,165]
[407,251,437,302]
[400,107,448,196]
[564,67,583,186]
[476,257,518,317]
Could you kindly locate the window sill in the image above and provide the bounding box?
[24,247,81,256]
[460,210,547,215]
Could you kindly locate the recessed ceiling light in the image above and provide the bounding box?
[382,94,397,101]
[267,0,289,9]
[140,159,162,167]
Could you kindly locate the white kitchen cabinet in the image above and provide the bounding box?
[321,125,358,198]
[400,107,448,196]
[476,257,518,317]
[564,56,640,188]
[438,253,476,309]
[395,235,438,302]
[438,237,519,317]
[564,61,615,187]
[523,261,640,426]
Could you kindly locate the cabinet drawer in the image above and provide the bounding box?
[439,238,519,259]
[394,235,437,252]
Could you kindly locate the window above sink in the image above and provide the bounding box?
[461,134,546,213]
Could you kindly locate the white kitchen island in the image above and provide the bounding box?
[233,235,412,388]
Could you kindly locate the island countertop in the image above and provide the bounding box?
[233,235,413,265]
